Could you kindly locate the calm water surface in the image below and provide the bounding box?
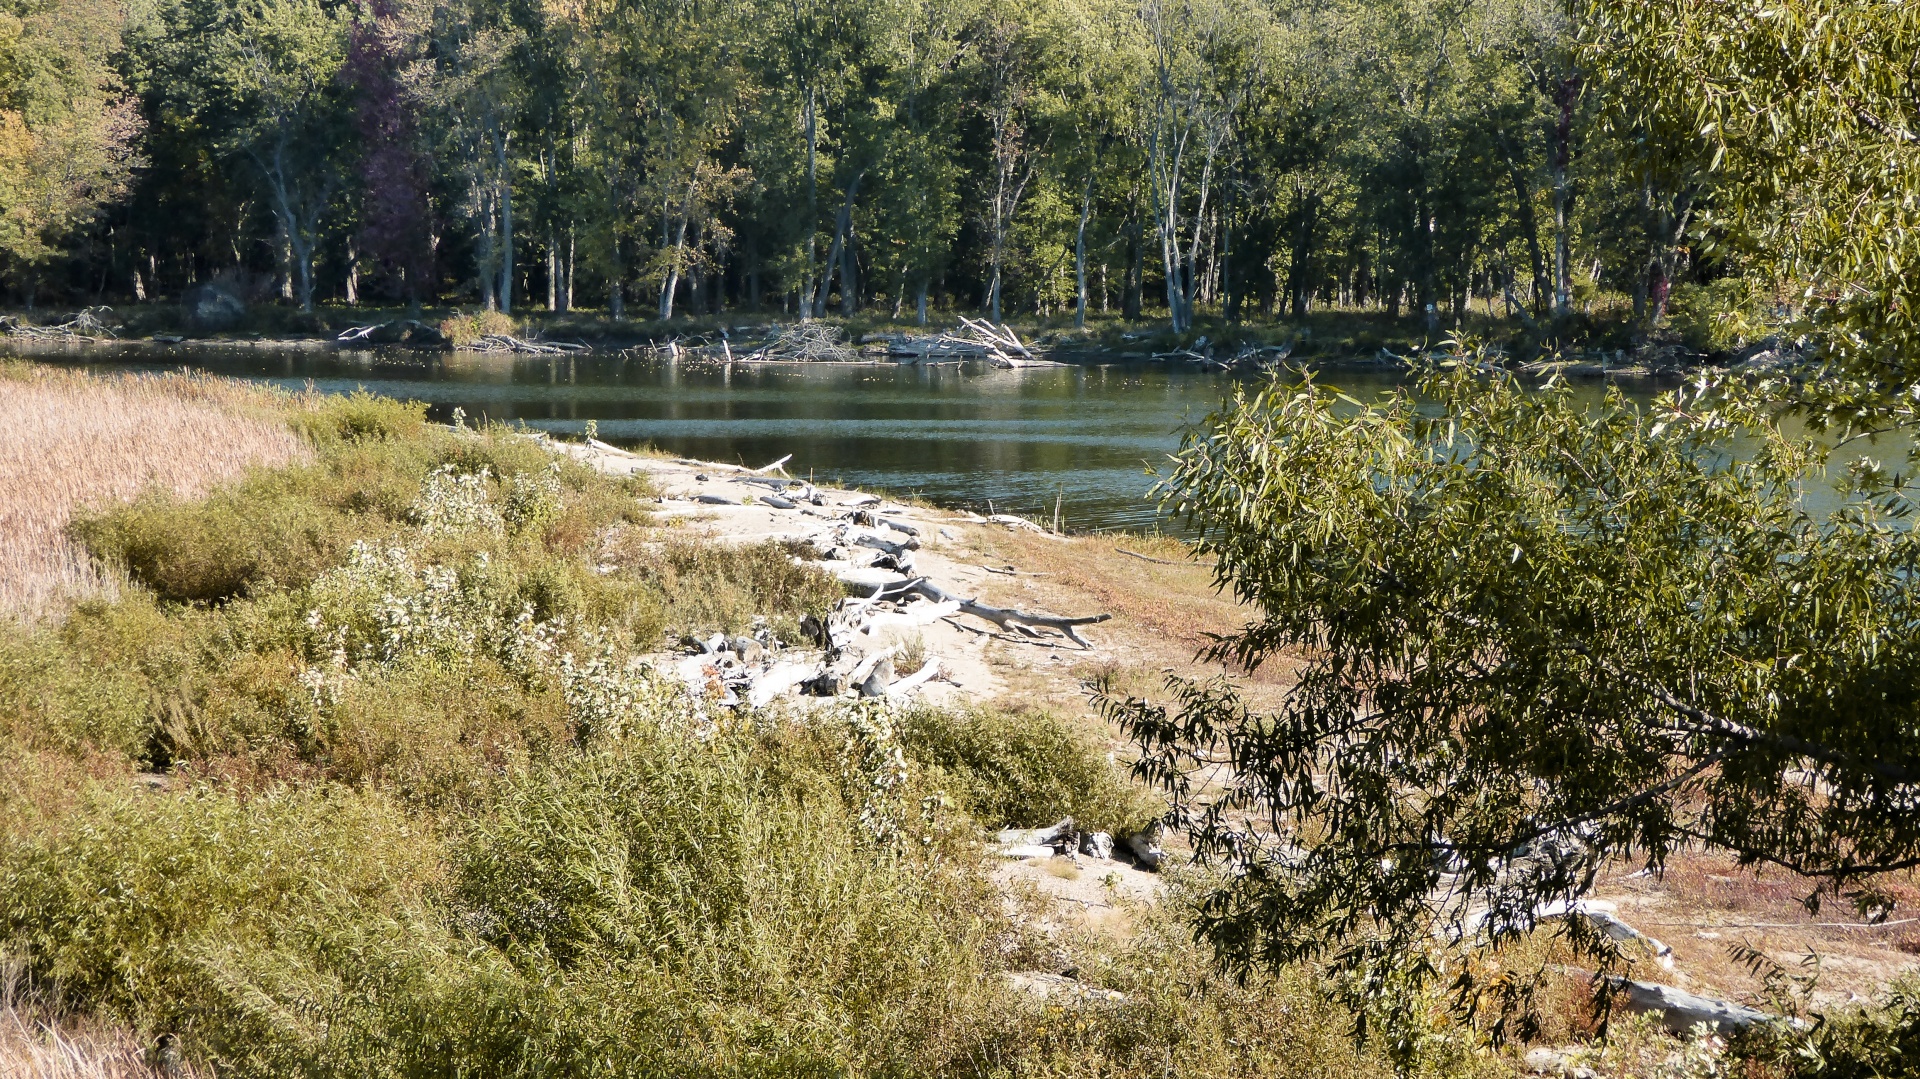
[20,346,1685,531]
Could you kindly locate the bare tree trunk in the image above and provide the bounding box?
[346,236,358,306]
[547,227,558,311]
[802,86,818,322]
[1551,74,1581,317]
[916,278,929,325]
[1074,161,1097,330]
[1182,145,1216,321]
[496,126,514,314]
[812,172,862,317]
[609,232,623,320]
[1124,210,1143,320]
[839,219,858,316]
[660,178,696,321]
[478,194,497,311]
[1502,137,1550,316]
[563,225,574,312]
[1288,191,1318,319]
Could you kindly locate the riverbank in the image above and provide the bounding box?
[1,301,1738,374]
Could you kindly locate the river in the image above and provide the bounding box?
[11,346,1702,531]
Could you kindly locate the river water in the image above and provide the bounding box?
[15,346,1686,532]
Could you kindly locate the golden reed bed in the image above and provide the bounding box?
[0,364,307,619]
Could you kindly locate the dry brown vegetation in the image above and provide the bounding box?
[1,990,177,1079]
[0,365,307,619]
[1589,853,1920,1008]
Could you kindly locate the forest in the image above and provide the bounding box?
[4,0,1711,339]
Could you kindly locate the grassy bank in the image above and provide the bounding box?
[0,366,1494,1077]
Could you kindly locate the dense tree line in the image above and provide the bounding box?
[2,0,1708,331]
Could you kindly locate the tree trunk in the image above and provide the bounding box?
[916,278,929,326]
[802,86,818,322]
[496,127,514,315]
[609,232,623,320]
[839,219,858,316]
[660,179,696,321]
[813,172,862,317]
[1288,192,1319,320]
[547,227,558,311]
[1551,74,1581,317]
[1074,160,1097,330]
[1503,141,1550,316]
[1124,212,1143,320]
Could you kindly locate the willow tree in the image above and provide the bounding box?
[1103,0,1920,1047]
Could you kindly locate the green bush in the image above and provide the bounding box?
[897,705,1162,836]
[71,482,375,603]
[0,729,1007,1077]
[291,389,426,445]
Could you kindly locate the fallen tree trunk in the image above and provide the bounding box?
[883,577,1110,648]
[1597,974,1776,1033]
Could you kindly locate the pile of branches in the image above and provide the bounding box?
[459,334,589,355]
[3,307,118,342]
[741,322,856,362]
[956,316,1047,367]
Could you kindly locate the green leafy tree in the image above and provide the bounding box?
[1584,0,1920,427]
[1104,363,1920,1042]
[150,0,352,312]
[1092,0,1920,1053]
[0,0,142,300]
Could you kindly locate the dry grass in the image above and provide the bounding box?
[1590,851,1920,1008]
[0,1007,174,1079]
[0,366,307,619]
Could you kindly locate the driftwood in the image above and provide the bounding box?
[336,319,450,347]
[1151,335,1292,371]
[460,334,590,355]
[741,323,857,362]
[1597,974,1776,1033]
[4,307,116,342]
[871,576,1109,648]
[881,333,987,362]
[956,316,1059,368]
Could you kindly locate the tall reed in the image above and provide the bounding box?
[0,366,306,618]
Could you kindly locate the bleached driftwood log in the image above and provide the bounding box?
[741,323,857,362]
[956,316,1057,368]
[1599,975,1776,1033]
[866,576,1109,648]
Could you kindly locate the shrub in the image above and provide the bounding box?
[290,390,425,445]
[70,482,372,604]
[634,536,843,637]
[437,310,518,347]
[0,727,1008,1077]
[896,704,1162,836]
